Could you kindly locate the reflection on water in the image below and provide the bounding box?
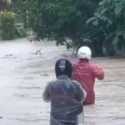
[0,39,125,125]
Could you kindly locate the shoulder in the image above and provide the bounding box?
[90,63,104,71]
[89,61,102,67]
[89,62,100,69]
[48,80,56,85]
[47,79,64,87]
[45,80,57,88]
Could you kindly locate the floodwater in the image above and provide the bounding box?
[0,39,125,125]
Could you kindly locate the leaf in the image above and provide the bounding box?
[86,17,96,24]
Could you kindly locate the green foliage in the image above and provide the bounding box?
[87,0,125,56]
[12,0,28,27]
[11,0,125,56]
[12,0,37,28]
[15,23,26,38]
[0,11,16,40]
[26,0,99,50]
[0,11,26,40]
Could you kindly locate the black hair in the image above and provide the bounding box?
[55,59,72,78]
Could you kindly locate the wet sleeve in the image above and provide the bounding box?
[43,82,52,102]
[92,64,104,80]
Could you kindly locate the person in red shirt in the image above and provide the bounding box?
[72,46,104,105]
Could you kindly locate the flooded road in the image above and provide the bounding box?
[0,39,125,125]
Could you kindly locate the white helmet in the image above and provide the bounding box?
[77,46,92,60]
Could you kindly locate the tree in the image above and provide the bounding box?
[0,11,16,40]
[28,0,100,51]
[87,0,125,56]
[12,0,29,27]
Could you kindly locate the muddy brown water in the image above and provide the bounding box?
[0,39,125,125]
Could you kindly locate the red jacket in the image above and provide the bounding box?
[72,59,104,105]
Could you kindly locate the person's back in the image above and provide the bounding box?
[43,59,86,125]
[72,46,104,105]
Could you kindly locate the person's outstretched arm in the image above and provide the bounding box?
[92,64,104,80]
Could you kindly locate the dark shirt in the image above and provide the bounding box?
[43,75,85,125]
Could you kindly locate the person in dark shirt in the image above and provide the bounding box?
[43,58,86,125]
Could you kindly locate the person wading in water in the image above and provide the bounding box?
[72,46,104,105]
[43,58,86,125]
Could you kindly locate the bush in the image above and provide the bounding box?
[15,23,27,38]
[0,11,16,40]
